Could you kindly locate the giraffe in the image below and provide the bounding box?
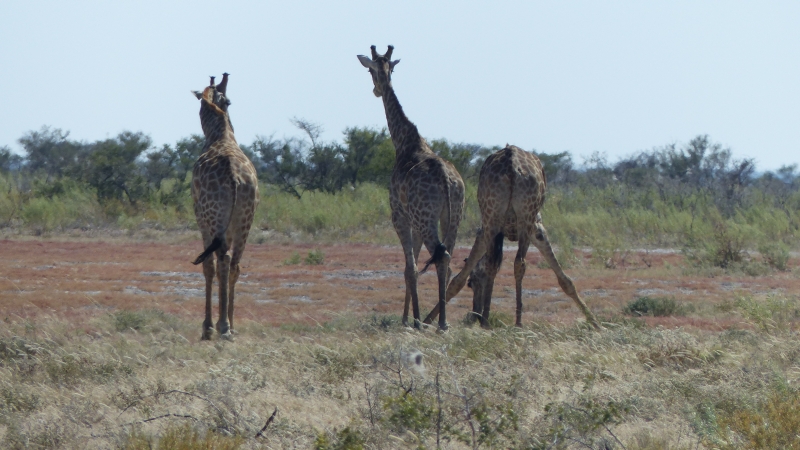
[190,73,259,340]
[423,145,602,330]
[357,45,465,331]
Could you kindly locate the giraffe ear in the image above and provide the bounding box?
[192,90,203,100]
[357,55,377,70]
[389,59,400,70]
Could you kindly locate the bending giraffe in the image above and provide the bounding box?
[424,145,602,330]
[357,45,465,331]
[191,73,259,340]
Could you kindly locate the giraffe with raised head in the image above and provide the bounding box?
[357,45,465,331]
[190,73,259,340]
[424,145,602,330]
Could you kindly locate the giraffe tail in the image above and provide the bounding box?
[421,243,448,274]
[192,237,222,265]
[490,231,504,269]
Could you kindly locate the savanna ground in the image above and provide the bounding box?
[2,232,800,449]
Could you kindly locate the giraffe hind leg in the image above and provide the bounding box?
[215,252,233,339]
[228,261,239,335]
[479,229,504,329]
[513,236,530,328]
[201,257,215,340]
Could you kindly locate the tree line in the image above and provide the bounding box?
[1,122,798,221]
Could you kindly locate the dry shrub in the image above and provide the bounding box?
[314,426,365,450]
[716,389,800,449]
[123,423,244,450]
[636,329,717,370]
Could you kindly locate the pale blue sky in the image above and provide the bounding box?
[2,1,798,169]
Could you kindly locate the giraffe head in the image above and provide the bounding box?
[192,73,234,135]
[192,73,231,112]
[357,45,400,97]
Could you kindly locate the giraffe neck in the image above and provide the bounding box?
[199,100,237,147]
[381,85,425,162]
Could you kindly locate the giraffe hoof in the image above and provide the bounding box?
[220,331,234,341]
[201,330,213,341]
[436,324,449,334]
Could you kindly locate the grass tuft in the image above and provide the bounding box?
[624,296,680,317]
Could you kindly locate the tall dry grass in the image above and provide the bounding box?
[1,290,799,449]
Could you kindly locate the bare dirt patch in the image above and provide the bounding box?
[2,239,797,331]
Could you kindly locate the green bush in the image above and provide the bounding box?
[305,249,325,265]
[536,396,630,449]
[381,391,435,438]
[282,252,301,265]
[624,297,680,317]
[314,427,365,450]
[759,241,790,271]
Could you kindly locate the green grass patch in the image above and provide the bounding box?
[624,296,681,317]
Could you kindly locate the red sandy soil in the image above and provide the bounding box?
[1,239,795,331]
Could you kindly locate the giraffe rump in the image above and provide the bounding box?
[192,236,222,265]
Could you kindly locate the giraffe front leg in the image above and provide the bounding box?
[532,222,603,331]
[201,258,215,340]
[393,211,420,329]
[467,258,488,325]
[216,253,232,339]
[401,234,422,327]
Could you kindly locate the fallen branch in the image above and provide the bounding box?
[117,389,226,426]
[255,407,278,438]
[120,412,200,428]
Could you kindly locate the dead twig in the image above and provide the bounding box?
[255,407,278,439]
[116,389,228,427]
[435,371,442,450]
[120,412,200,428]
[365,382,375,426]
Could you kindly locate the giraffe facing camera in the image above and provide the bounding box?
[357,45,465,332]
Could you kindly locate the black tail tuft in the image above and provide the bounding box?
[490,232,504,269]
[420,243,448,274]
[192,237,222,265]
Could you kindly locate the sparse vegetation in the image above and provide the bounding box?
[305,248,325,265]
[283,251,302,265]
[0,289,797,449]
[2,127,800,448]
[3,130,800,269]
[624,296,681,317]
